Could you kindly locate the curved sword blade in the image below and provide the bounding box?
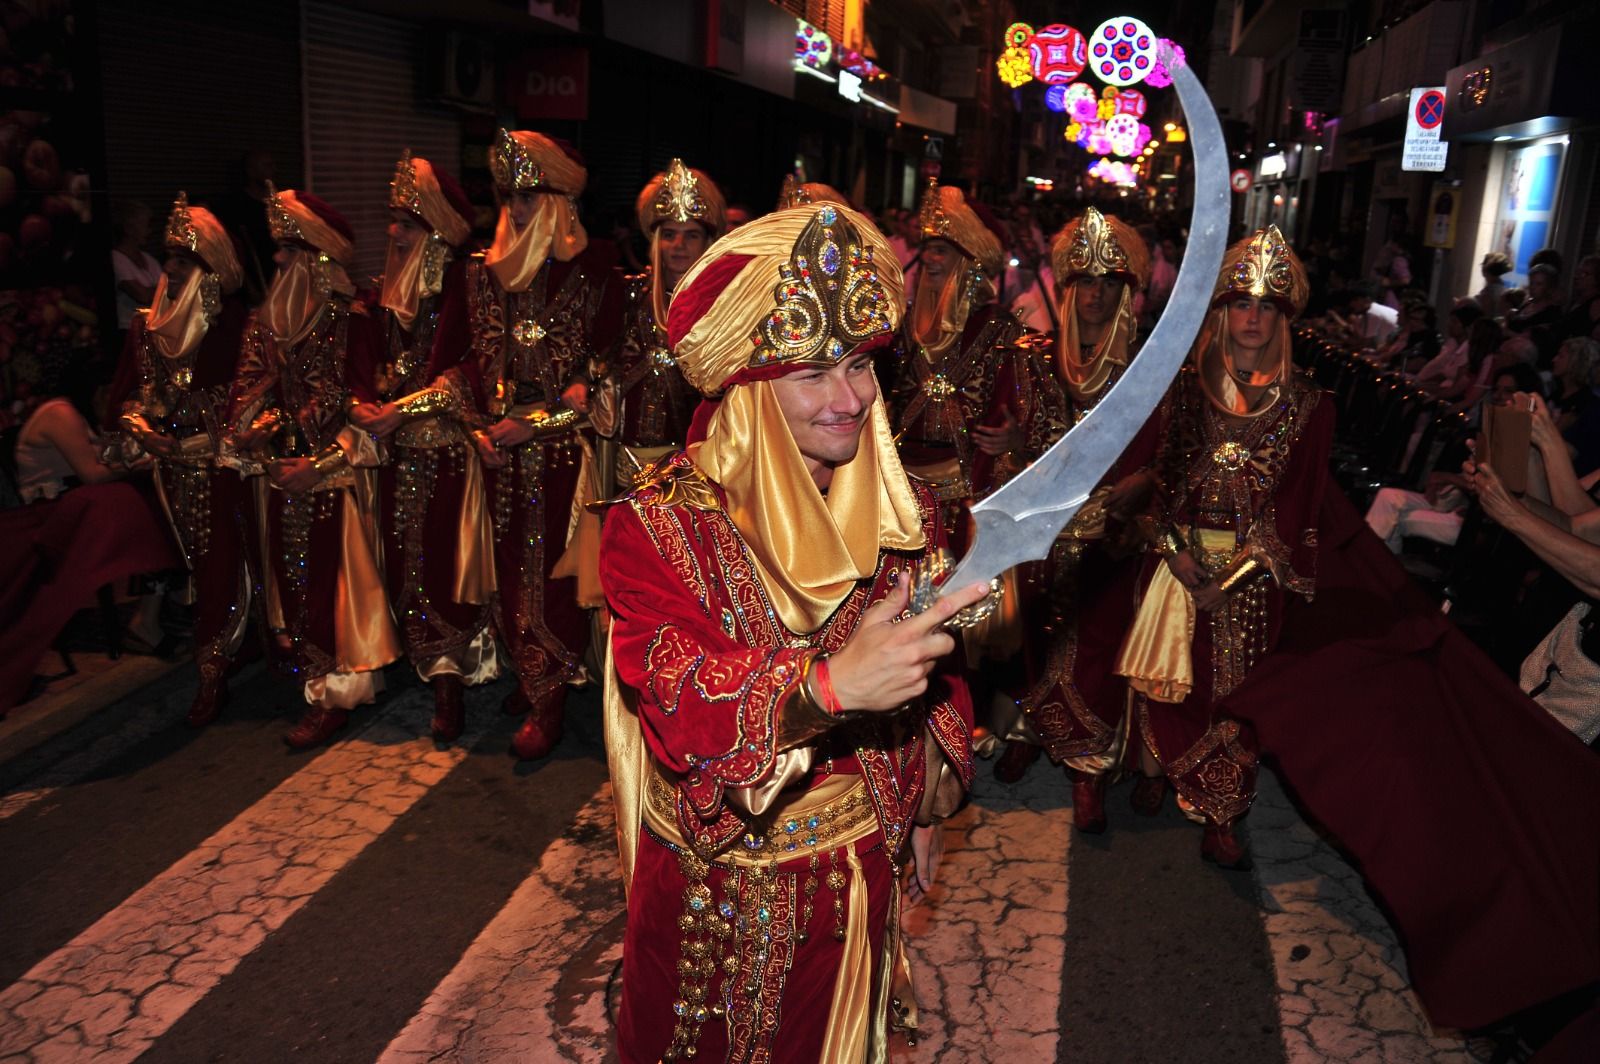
[940,46,1231,596]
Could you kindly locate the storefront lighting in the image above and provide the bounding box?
[1260,152,1288,177]
[1314,144,1323,151]
[1163,122,1175,132]
[1166,126,1186,142]
[1494,135,1513,142]
[860,93,900,114]
[838,69,862,101]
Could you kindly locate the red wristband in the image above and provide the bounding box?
[814,655,844,715]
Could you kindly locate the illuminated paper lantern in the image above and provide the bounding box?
[1090,17,1156,86]
[1115,88,1147,117]
[1028,23,1087,84]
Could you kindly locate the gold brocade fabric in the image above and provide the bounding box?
[689,382,923,634]
[261,253,331,346]
[909,257,975,362]
[144,270,210,360]
[484,200,587,294]
[1115,529,1235,702]
[820,840,872,1063]
[452,451,497,605]
[1057,284,1136,403]
[268,186,355,267]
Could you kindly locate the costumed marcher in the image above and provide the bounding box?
[116,193,254,727]
[462,129,622,760]
[888,181,1067,751]
[1002,209,1156,824]
[346,152,499,743]
[777,173,848,210]
[222,185,400,749]
[594,159,726,497]
[600,203,987,1062]
[1114,225,1330,868]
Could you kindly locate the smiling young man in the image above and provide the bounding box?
[344,152,498,744]
[599,204,986,1062]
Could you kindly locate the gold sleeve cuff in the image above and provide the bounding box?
[775,653,841,750]
[394,385,458,421]
[1216,553,1263,594]
[249,408,285,436]
[311,445,349,477]
[517,405,581,437]
[1147,523,1187,557]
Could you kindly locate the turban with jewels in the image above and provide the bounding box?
[165,192,243,294]
[266,184,355,267]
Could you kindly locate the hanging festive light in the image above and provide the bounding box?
[1145,39,1184,89]
[1065,82,1099,123]
[1005,22,1034,49]
[1089,157,1139,186]
[997,45,1033,88]
[794,19,832,70]
[1089,17,1157,86]
[1044,85,1071,112]
[1115,88,1148,117]
[1028,24,1088,84]
[1104,113,1142,157]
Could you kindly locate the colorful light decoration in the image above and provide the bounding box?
[998,21,1035,87]
[1028,23,1087,84]
[1088,157,1139,187]
[794,18,832,71]
[1090,17,1156,86]
[1065,82,1099,122]
[838,49,886,81]
[1145,40,1184,89]
[1104,113,1142,157]
[1116,88,1147,117]
[1044,85,1070,113]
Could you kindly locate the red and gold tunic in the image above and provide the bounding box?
[1130,369,1333,825]
[606,269,699,455]
[602,454,973,1063]
[117,295,253,685]
[349,258,497,680]
[453,249,622,704]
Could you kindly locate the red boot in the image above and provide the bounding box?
[1130,775,1168,817]
[993,740,1041,783]
[430,676,466,743]
[186,671,229,728]
[284,706,349,750]
[1071,771,1108,834]
[510,687,566,761]
[1201,820,1251,870]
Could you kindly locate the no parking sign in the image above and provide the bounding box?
[1403,87,1449,172]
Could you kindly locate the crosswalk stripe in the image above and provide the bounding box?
[377,779,622,1063]
[0,690,481,1062]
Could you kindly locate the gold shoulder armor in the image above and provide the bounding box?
[592,451,721,514]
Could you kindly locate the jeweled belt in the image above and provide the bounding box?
[644,769,878,868]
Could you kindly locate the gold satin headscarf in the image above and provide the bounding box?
[909,252,979,360]
[144,269,211,360]
[1057,281,1136,403]
[261,249,334,346]
[484,198,587,294]
[636,160,726,327]
[669,204,921,634]
[1051,209,1150,405]
[689,381,922,634]
[378,235,446,332]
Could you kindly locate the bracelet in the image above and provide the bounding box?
[311,445,348,477]
[776,652,841,749]
[394,386,456,420]
[813,654,845,715]
[1150,525,1186,557]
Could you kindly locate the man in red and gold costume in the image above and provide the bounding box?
[347,152,498,743]
[595,159,725,494]
[600,203,986,1062]
[461,129,621,760]
[117,193,253,726]
[887,182,1065,510]
[1002,209,1155,825]
[1114,226,1329,867]
[223,186,400,749]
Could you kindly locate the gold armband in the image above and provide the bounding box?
[517,405,581,438]
[311,445,349,477]
[1216,553,1263,594]
[775,653,841,750]
[394,386,457,420]
[249,408,286,436]
[1149,524,1187,558]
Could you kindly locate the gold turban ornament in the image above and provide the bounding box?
[382,151,467,331]
[485,128,589,293]
[144,193,240,360]
[669,203,923,633]
[778,174,849,210]
[635,159,727,325]
[1051,208,1151,404]
[1196,225,1309,417]
[262,183,354,345]
[911,181,1002,358]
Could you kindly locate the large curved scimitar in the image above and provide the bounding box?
[936,42,1230,599]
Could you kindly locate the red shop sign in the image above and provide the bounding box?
[506,48,590,121]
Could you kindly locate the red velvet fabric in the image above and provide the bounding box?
[1220,486,1600,1031]
[0,481,182,713]
[664,252,754,351]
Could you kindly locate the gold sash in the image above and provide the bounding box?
[1115,528,1236,703]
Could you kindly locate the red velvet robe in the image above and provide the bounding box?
[600,453,974,1062]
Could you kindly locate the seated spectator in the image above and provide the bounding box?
[1560,254,1600,343]
[1324,280,1398,349]
[1549,337,1600,437]
[1469,391,1600,743]
[1475,252,1512,319]
[1366,471,1472,554]
[1506,262,1564,366]
[1414,302,1483,388]
[1429,316,1502,406]
[1370,299,1440,371]
[15,390,121,504]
